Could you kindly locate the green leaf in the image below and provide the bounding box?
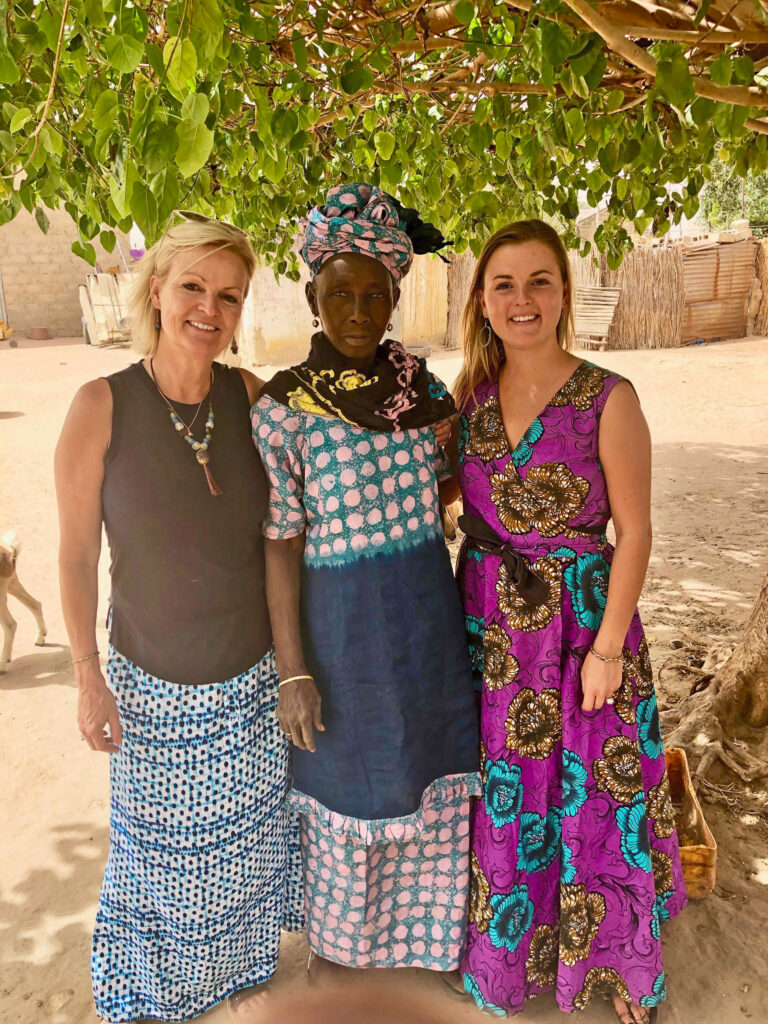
[181,93,209,126]
[100,230,117,253]
[93,90,119,131]
[164,37,197,99]
[494,129,512,162]
[10,108,32,133]
[130,181,158,237]
[272,107,298,144]
[732,56,755,86]
[39,124,63,156]
[690,97,715,127]
[455,0,475,24]
[712,102,749,140]
[72,240,97,265]
[150,167,180,223]
[104,34,144,74]
[541,22,573,67]
[374,130,395,161]
[363,109,378,133]
[693,0,713,27]
[468,122,492,156]
[0,49,20,85]
[709,54,732,87]
[604,89,625,113]
[261,149,287,183]
[35,207,50,234]
[564,108,585,144]
[84,0,106,28]
[339,61,374,95]
[655,53,695,107]
[142,121,178,172]
[175,120,214,177]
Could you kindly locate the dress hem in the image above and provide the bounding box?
[290,771,482,845]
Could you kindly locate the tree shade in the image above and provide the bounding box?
[1,0,768,273]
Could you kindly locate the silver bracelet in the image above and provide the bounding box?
[588,647,622,664]
[72,650,99,664]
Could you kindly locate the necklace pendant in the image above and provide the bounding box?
[195,449,210,466]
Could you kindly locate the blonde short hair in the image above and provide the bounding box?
[130,218,257,357]
[453,220,574,412]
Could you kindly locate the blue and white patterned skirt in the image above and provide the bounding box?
[92,646,305,1023]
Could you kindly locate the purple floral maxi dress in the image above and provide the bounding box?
[456,362,687,1016]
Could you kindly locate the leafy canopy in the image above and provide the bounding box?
[1,0,768,275]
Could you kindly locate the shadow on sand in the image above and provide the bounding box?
[0,823,108,1024]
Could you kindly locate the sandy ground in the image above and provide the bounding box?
[1,335,767,1024]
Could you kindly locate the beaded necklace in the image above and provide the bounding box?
[149,358,222,496]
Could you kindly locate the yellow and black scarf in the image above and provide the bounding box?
[261,332,455,432]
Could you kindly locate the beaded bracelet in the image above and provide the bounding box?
[588,647,622,664]
[278,674,314,688]
[73,650,99,664]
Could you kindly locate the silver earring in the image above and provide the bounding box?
[154,310,161,331]
[481,319,492,348]
[312,317,319,328]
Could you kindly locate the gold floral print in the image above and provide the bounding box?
[525,924,558,988]
[465,393,509,462]
[652,848,674,895]
[479,742,488,786]
[623,638,653,699]
[613,671,636,725]
[497,557,562,633]
[648,773,676,839]
[573,966,632,1011]
[549,363,608,411]
[505,687,562,760]
[490,462,590,538]
[593,735,643,804]
[559,883,607,967]
[484,622,520,690]
[469,852,493,934]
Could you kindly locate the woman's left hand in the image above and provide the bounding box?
[580,650,622,711]
[435,416,455,448]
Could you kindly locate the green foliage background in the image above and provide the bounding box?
[1,0,768,276]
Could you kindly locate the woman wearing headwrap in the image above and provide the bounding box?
[252,184,481,978]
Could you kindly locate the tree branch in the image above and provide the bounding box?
[562,0,768,110]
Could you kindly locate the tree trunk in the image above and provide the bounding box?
[445,252,476,350]
[663,570,768,781]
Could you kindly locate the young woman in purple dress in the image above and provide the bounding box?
[449,221,686,1023]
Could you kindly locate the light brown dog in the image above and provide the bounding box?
[0,531,47,671]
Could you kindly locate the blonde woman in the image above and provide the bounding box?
[451,221,685,1023]
[55,215,303,1023]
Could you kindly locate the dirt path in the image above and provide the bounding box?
[1,336,766,1024]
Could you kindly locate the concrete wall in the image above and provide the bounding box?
[239,251,449,366]
[0,208,129,338]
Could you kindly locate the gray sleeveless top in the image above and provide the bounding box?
[102,361,271,683]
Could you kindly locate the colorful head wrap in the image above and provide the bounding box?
[301,183,448,285]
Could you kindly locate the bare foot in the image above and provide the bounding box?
[611,995,656,1024]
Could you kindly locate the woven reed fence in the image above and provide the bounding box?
[749,239,768,337]
[604,246,685,350]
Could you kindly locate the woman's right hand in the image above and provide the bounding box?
[277,678,325,752]
[77,665,122,753]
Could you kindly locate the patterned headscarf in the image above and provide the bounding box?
[301,183,447,285]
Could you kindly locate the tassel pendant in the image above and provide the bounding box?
[203,463,222,497]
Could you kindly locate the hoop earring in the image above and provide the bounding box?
[154,310,161,331]
[387,321,393,332]
[230,337,239,355]
[312,317,319,328]
[481,318,492,348]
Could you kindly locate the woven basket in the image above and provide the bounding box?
[665,747,717,899]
